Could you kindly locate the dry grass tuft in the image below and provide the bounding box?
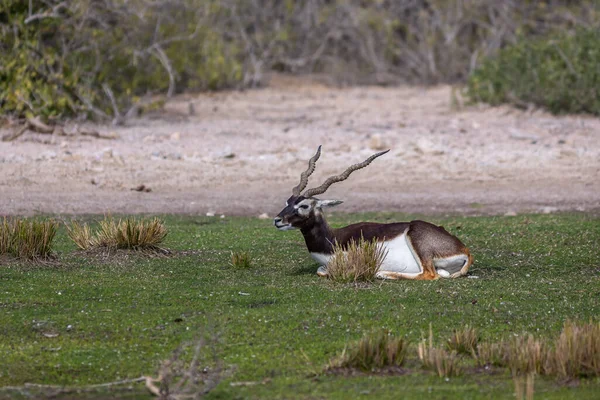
[418,325,461,377]
[546,320,600,379]
[67,216,167,252]
[0,218,57,260]
[326,237,387,283]
[0,218,10,255]
[231,251,252,269]
[505,335,547,376]
[513,372,535,400]
[329,330,407,371]
[447,325,479,356]
[475,340,507,368]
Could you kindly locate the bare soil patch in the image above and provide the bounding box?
[1,75,598,217]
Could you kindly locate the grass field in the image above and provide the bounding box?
[1,213,599,399]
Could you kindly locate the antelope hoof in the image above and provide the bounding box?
[316,266,329,277]
[436,268,450,278]
[375,271,393,280]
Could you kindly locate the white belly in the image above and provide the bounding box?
[378,234,421,274]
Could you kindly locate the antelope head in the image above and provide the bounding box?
[273,146,389,231]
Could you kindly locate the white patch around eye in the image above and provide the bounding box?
[294,200,312,215]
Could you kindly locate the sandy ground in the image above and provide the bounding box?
[1,75,599,217]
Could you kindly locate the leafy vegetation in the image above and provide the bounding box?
[467,28,600,115]
[0,1,242,121]
[0,213,599,399]
[2,1,599,120]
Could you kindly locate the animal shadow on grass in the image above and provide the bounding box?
[291,263,320,276]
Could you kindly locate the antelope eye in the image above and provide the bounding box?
[299,204,310,210]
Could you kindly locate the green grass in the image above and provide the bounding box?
[0,213,599,399]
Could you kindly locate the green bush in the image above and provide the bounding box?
[0,1,242,120]
[466,28,600,115]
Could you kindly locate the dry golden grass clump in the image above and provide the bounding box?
[475,340,507,368]
[326,237,387,283]
[231,251,252,269]
[546,320,600,379]
[0,218,57,260]
[326,320,599,385]
[67,216,167,252]
[329,330,408,371]
[418,326,461,377]
[447,325,479,356]
[505,334,548,376]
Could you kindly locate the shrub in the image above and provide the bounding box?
[326,237,387,283]
[329,330,408,371]
[2,1,598,121]
[231,251,252,269]
[467,28,600,115]
[67,216,167,252]
[0,1,242,120]
[0,218,57,260]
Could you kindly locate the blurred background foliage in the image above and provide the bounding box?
[1,0,599,121]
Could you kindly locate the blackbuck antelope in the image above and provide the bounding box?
[274,146,473,280]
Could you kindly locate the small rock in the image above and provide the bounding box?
[168,152,183,161]
[258,213,270,220]
[131,184,151,192]
[223,152,236,159]
[206,212,215,217]
[510,129,539,141]
[36,151,57,161]
[170,132,181,141]
[94,147,113,160]
[151,151,167,160]
[559,149,578,158]
[369,133,387,151]
[541,206,558,214]
[504,210,517,216]
[413,137,443,155]
[220,215,225,219]
[143,135,156,143]
[91,178,99,185]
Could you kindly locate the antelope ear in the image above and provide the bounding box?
[316,199,343,208]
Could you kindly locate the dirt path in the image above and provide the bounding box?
[1,75,599,217]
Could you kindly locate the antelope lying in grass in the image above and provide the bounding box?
[274,147,473,280]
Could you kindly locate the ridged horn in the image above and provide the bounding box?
[292,145,322,196]
[303,149,389,198]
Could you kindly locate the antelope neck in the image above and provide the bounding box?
[300,214,335,254]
